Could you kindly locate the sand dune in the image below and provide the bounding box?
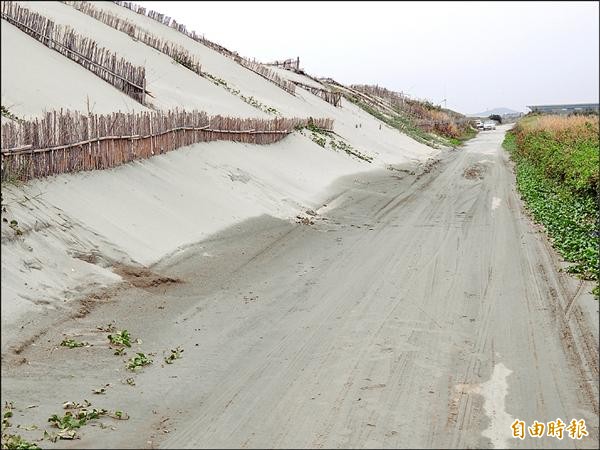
[2,1,437,333]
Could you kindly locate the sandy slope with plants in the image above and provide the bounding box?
[1,127,597,449]
[1,1,439,336]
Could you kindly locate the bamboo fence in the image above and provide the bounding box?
[1,1,147,104]
[266,58,301,71]
[238,59,295,94]
[351,84,407,108]
[293,82,342,107]
[1,110,334,181]
[351,84,419,116]
[61,1,202,77]
[112,1,296,95]
[345,85,394,113]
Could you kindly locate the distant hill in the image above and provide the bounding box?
[468,107,520,117]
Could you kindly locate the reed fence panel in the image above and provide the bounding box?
[293,82,342,107]
[1,110,334,181]
[1,1,147,104]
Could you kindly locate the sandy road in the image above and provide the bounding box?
[2,125,598,449]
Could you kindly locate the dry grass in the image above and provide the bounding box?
[428,109,461,138]
[512,114,599,194]
[520,115,599,140]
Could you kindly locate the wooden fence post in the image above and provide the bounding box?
[149,114,153,155]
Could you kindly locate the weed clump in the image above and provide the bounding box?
[60,339,88,349]
[1,433,39,449]
[108,330,132,348]
[45,400,128,441]
[126,353,152,371]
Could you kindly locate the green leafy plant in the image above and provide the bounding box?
[48,403,104,431]
[108,330,132,348]
[203,72,278,115]
[46,400,128,441]
[2,402,13,429]
[126,353,152,371]
[330,138,373,163]
[204,72,228,87]
[60,339,87,348]
[48,412,89,430]
[1,433,40,449]
[298,121,374,163]
[239,95,278,115]
[310,132,326,147]
[110,410,129,420]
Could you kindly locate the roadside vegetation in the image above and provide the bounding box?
[330,84,476,148]
[447,127,477,147]
[503,114,599,297]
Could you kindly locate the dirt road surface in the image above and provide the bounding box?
[2,125,598,449]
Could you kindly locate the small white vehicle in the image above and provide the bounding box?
[483,121,496,130]
[475,119,484,130]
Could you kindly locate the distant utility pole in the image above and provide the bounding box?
[443,85,447,108]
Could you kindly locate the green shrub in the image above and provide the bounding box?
[503,125,599,295]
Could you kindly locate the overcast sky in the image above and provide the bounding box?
[142,1,599,114]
